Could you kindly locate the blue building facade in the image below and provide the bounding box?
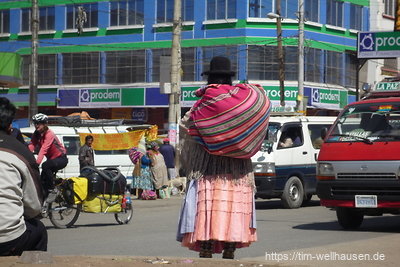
[0,0,369,125]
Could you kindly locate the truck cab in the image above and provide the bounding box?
[317,87,400,229]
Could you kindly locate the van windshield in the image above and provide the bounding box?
[326,102,400,143]
[260,122,280,151]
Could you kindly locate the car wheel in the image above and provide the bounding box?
[281,176,304,209]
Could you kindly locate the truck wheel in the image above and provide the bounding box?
[336,207,364,230]
[281,176,304,209]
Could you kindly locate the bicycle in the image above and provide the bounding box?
[42,168,133,229]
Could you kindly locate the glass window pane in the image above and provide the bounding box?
[110,2,119,26]
[106,50,146,83]
[66,6,74,29]
[207,0,216,20]
[157,0,166,23]
[21,9,30,32]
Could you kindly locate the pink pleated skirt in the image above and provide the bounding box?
[181,175,257,253]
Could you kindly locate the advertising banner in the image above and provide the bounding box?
[358,31,400,58]
[306,87,348,110]
[78,125,158,150]
[79,130,145,150]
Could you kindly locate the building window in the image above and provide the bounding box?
[384,0,395,17]
[181,47,195,81]
[350,4,362,30]
[345,53,357,88]
[383,58,399,76]
[110,0,144,26]
[157,0,194,23]
[201,46,237,80]
[21,7,55,32]
[152,48,195,82]
[326,0,343,27]
[22,55,57,85]
[284,46,298,81]
[0,10,9,34]
[248,0,273,18]
[106,50,145,83]
[305,48,322,83]
[67,3,98,30]
[247,45,297,81]
[305,0,319,23]
[281,0,298,19]
[325,50,342,85]
[248,45,278,80]
[62,53,100,84]
[207,0,236,20]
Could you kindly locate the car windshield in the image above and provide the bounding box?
[259,122,280,151]
[326,101,400,143]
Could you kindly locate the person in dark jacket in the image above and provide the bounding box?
[159,138,176,180]
[0,97,48,256]
[79,135,95,171]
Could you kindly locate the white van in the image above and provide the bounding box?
[21,121,153,186]
[252,116,336,208]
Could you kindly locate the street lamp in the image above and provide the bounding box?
[267,10,285,107]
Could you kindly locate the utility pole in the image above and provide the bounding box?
[276,0,285,107]
[395,0,400,31]
[29,0,39,122]
[296,0,305,113]
[169,0,182,167]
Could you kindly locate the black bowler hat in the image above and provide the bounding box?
[201,56,235,76]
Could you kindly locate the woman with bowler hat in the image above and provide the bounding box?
[176,56,271,259]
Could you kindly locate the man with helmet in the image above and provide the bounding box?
[28,113,68,201]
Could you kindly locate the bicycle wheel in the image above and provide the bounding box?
[115,203,133,224]
[48,197,81,229]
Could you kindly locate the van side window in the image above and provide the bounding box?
[63,136,80,155]
[308,124,332,149]
[278,125,303,148]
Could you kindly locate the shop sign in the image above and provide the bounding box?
[375,82,400,91]
[181,87,200,107]
[80,88,121,107]
[263,86,298,101]
[358,31,400,58]
[308,87,348,109]
[132,108,148,121]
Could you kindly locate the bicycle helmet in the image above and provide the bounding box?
[32,113,48,124]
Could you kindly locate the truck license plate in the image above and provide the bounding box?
[355,195,377,208]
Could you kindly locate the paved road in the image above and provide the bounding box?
[43,195,400,266]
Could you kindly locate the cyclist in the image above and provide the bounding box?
[28,113,68,201]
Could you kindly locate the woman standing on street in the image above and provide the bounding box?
[129,146,155,199]
[147,142,169,198]
[176,56,271,259]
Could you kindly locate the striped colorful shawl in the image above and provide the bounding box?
[187,83,271,158]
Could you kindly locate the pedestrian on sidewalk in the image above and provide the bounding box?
[129,146,155,199]
[79,135,95,172]
[176,56,271,259]
[0,97,48,256]
[159,138,176,180]
[147,141,169,198]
